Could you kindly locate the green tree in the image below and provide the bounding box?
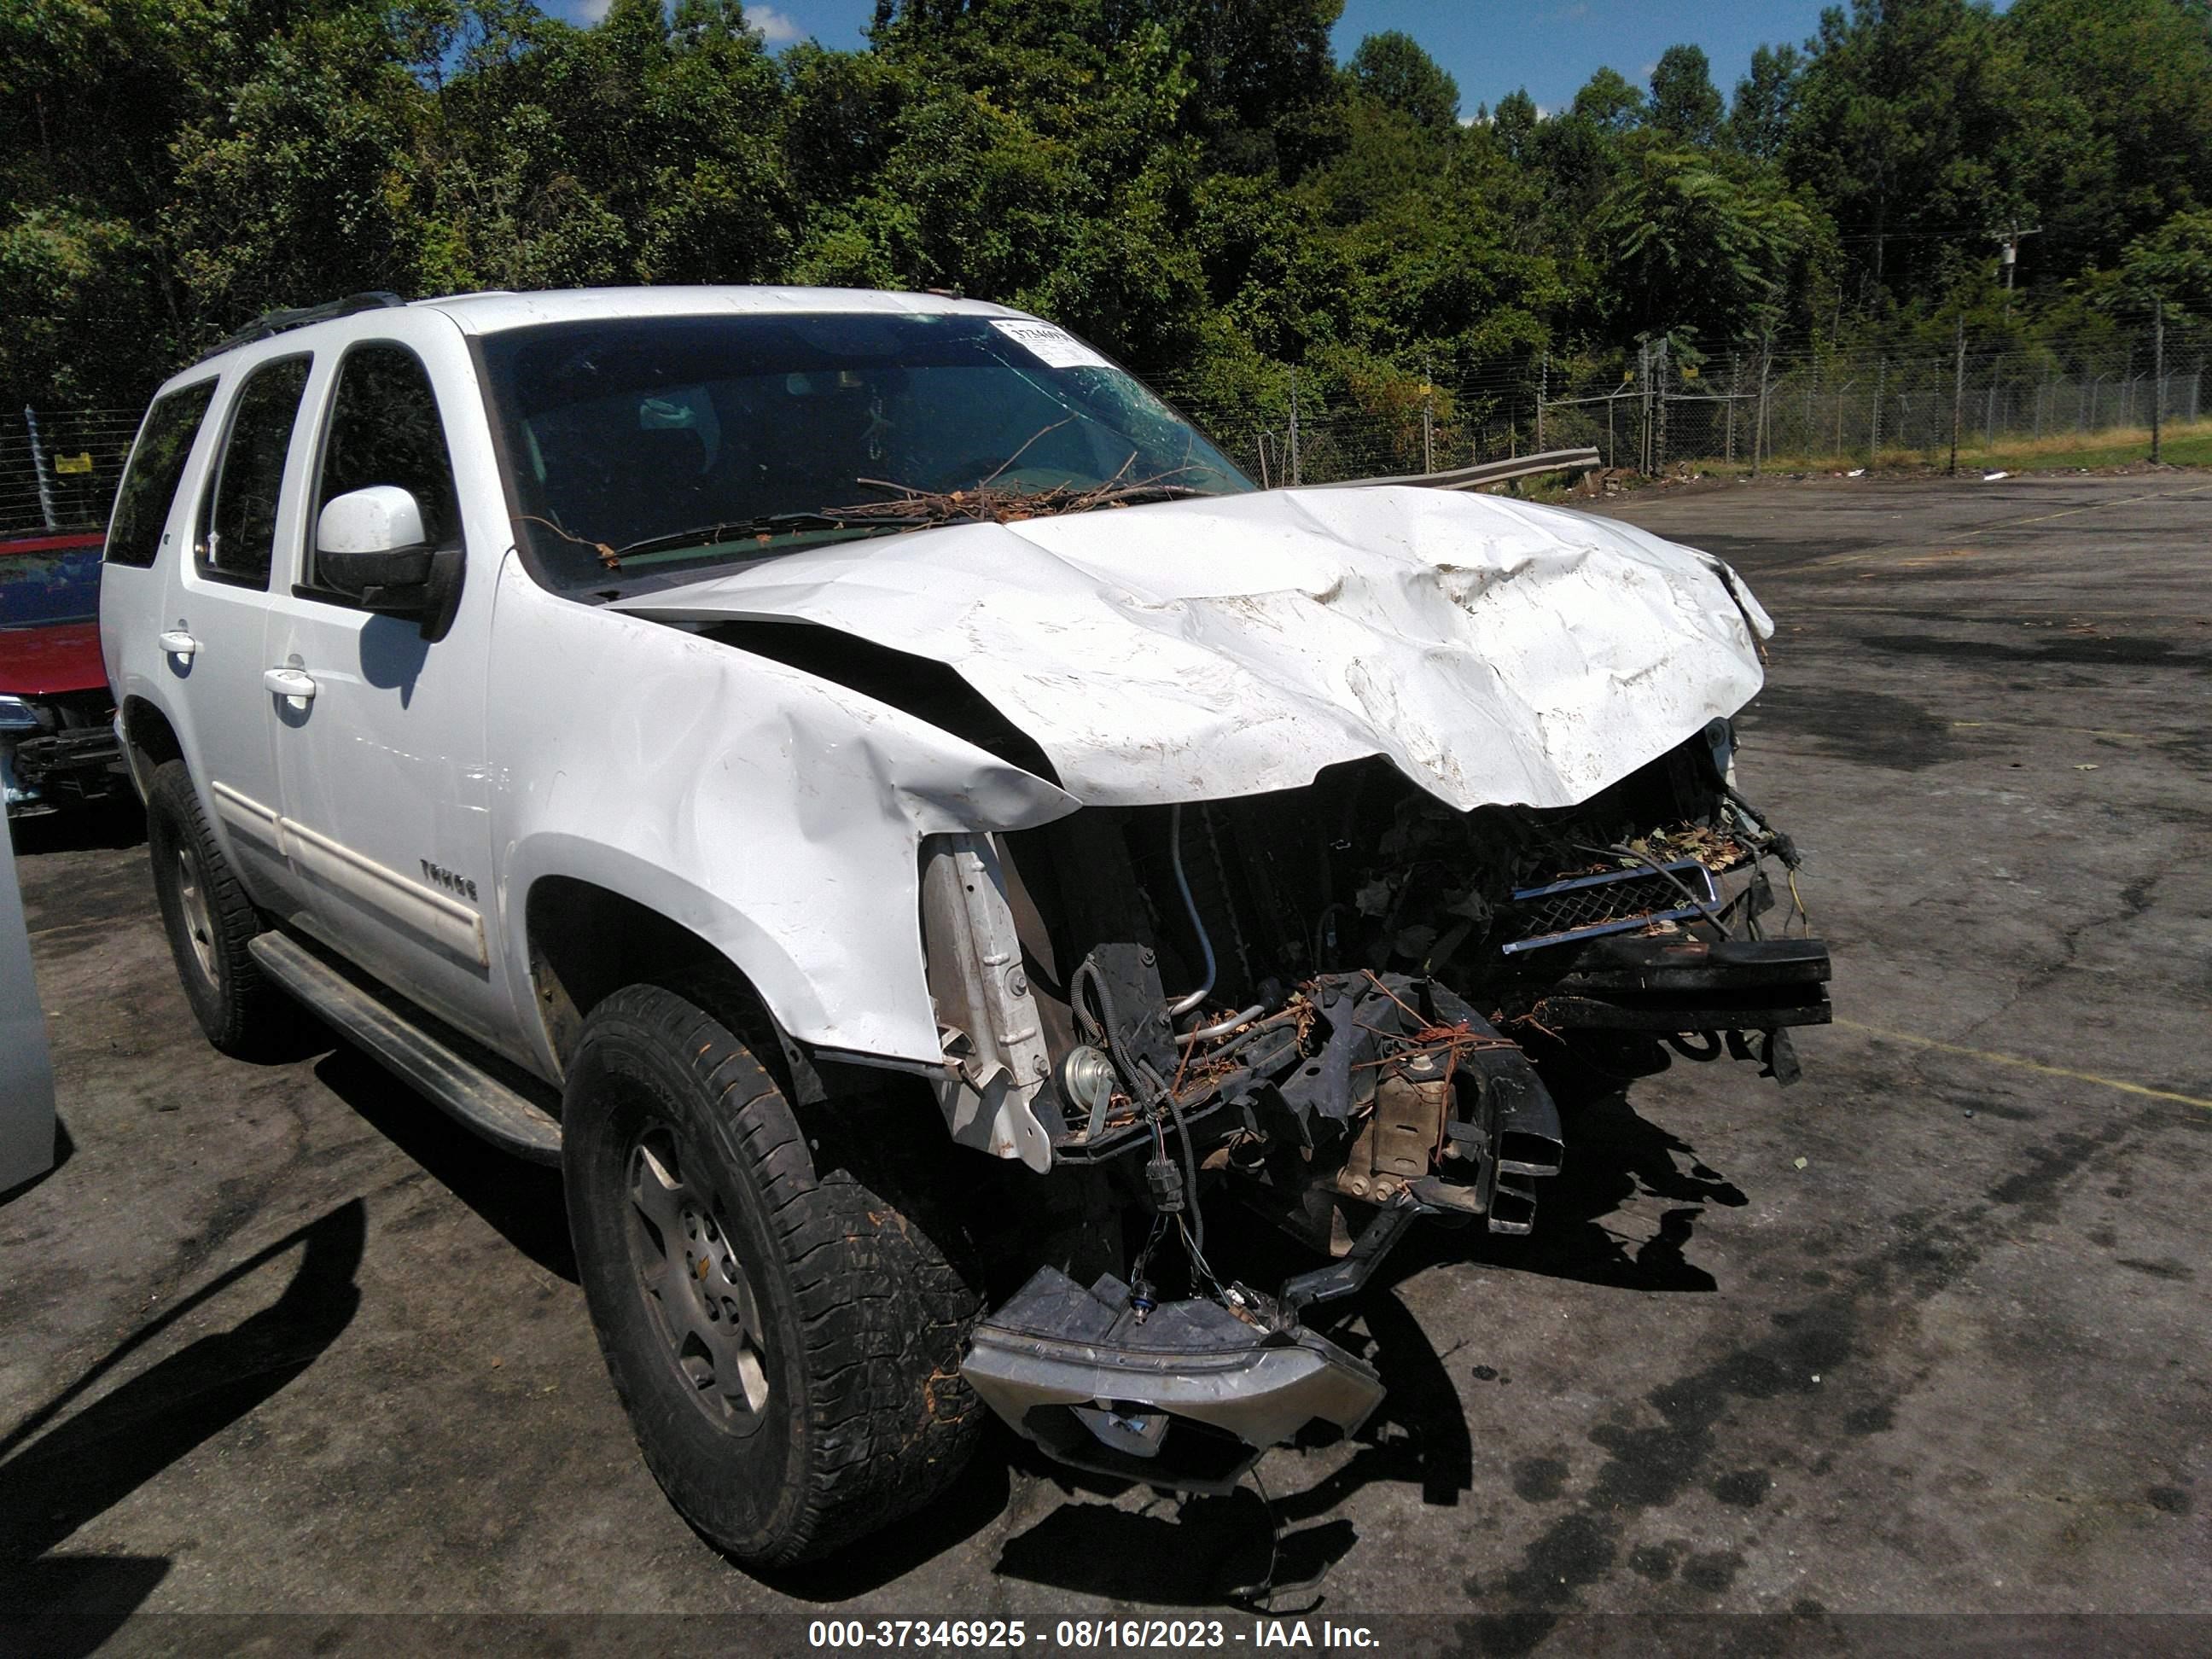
[1347,29,1459,129]
[2118,208,2212,320]
[0,0,321,396]
[1302,96,1453,227]
[1534,102,1627,222]
[1648,44,1721,147]
[782,41,911,207]
[1728,43,1802,160]
[1783,0,2028,303]
[2005,0,2212,276]
[1491,88,1539,163]
[405,0,793,293]
[1570,66,1644,133]
[5,0,2205,421]
[632,3,795,283]
[1596,148,1815,341]
[164,6,425,324]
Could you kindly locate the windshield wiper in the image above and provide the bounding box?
[535,481,1222,579]
[808,475,1225,532]
[516,510,920,573]
[611,511,928,561]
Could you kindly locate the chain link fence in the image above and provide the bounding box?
[1151,364,1546,490]
[1152,317,2212,488]
[1540,337,2209,475]
[1,407,142,541]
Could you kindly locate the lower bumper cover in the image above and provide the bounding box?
[961,1267,1384,1493]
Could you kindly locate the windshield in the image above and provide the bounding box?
[0,543,103,627]
[478,311,1254,595]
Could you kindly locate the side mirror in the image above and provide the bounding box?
[315,485,464,643]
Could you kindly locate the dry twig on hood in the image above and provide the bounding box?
[825,457,1205,528]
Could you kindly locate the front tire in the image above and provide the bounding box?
[145,760,293,1057]
[562,978,983,1566]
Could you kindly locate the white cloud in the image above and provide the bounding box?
[561,0,797,34]
[750,3,802,43]
[1464,102,1554,126]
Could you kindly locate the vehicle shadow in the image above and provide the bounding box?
[309,1045,577,1282]
[1406,1083,1749,1295]
[6,798,146,857]
[0,1116,72,1208]
[991,1481,1338,1609]
[0,1201,367,1655]
[754,1435,1018,1602]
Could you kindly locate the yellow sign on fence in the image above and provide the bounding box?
[54,451,93,474]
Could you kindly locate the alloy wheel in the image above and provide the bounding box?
[626,1128,771,1424]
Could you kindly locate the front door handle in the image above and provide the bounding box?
[158,630,198,660]
[263,667,317,701]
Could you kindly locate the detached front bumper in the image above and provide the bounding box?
[962,1267,1384,1494]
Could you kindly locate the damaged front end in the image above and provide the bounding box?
[924,724,1830,1492]
[610,481,1831,1492]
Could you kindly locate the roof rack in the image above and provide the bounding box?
[191,291,410,365]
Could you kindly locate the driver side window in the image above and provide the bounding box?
[306,343,460,602]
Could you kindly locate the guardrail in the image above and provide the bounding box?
[1329,447,1604,492]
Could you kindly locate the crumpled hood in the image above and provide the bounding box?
[609,485,1770,812]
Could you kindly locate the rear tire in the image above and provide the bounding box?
[562,976,983,1566]
[145,760,294,1057]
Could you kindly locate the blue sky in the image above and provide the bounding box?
[1332,2,1840,117]
[545,2,1848,117]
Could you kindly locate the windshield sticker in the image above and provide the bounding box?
[990,319,1112,371]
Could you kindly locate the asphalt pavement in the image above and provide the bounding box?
[3,472,2207,1650]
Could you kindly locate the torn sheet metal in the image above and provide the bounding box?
[613,485,1771,812]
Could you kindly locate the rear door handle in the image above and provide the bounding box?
[158,630,198,660]
[263,667,317,701]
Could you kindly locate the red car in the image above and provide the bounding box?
[1,530,128,815]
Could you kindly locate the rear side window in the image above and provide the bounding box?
[105,381,218,568]
[307,344,460,599]
[197,355,311,589]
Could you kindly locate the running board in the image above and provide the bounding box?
[248,932,563,1165]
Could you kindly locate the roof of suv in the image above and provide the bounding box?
[190,286,1032,368]
[415,286,1026,335]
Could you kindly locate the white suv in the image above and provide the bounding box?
[102,286,1828,1565]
